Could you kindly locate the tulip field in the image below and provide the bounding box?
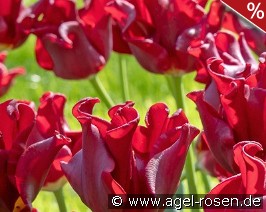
[4,36,209,211]
[1,0,266,211]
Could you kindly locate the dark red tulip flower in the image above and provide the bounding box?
[0,52,25,97]
[0,0,28,49]
[222,11,266,55]
[61,98,199,211]
[0,99,70,211]
[205,141,266,212]
[29,92,81,191]
[106,0,225,74]
[189,31,257,84]
[20,0,112,79]
[188,52,266,176]
[62,98,139,211]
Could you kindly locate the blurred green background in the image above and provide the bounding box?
[1,0,220,210]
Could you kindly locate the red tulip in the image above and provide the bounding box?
[29,92,81,191]
[0,52,25,97]
[0,98,71,211]
[189,31,257,84]
[0,0,28,49]
[61,98,199,211]
[62,98,139,211]
[107,0,224,74]
[20,0,112,79]
[222,11,266,55]
[188,2,266,84]
[188,52,266,175]
[205,141,266,212]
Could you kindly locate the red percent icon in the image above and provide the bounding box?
[221,0,266,32]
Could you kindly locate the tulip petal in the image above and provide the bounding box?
[106,104,139,191]
[41,21,106,79]
[0,60,25,97]
[128,39,171,73]
[15,133,70,206]
[42,146,72,191]
[35,39,54,70]
[0,150,18,211]
[196,133,233,180]
[245,88,266,149]
[36,92,68,137]
[233,141,265,194]
[0,0,27,47]
[0,100,35,150]
[61,120,126,211]
[145,103,170,151]
[206,142,266,212]
[188,91,236,173]
[145,124,199,194]
[208,173,243,195]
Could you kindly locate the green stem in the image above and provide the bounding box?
[169,75,198,198]
[199,170,211,193]
[172,75,185,109]
[165,75,175,97]
[119,55,130,101]
[54,188,67,212]
[90,75,115,108]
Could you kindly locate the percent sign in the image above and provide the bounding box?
[247,2,265,19]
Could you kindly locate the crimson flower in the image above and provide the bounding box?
[20,0,112,79]
[188,52,266,176]
[61,98,199,211]
[189,31,257,84]
[107,0,224,74]
[0,52,25,97]
[222,11,266,55]
[29,92,81,191]
[205,141,266,212]
[0,0,28,49]
[0,98,71,211]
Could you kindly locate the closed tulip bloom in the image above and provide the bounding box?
[107,0,224,75]
[0,99,71,211]
[61,98,199,211]
[188,52,266,175]
[20,0,112,79]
